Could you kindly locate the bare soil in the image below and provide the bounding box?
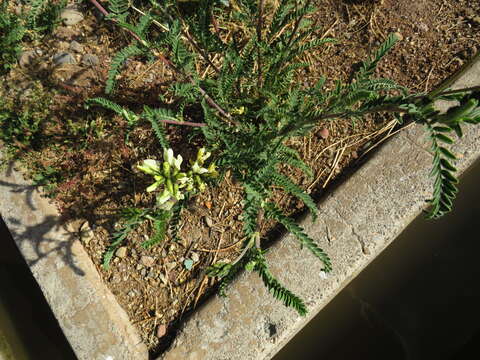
[1,0,479,356]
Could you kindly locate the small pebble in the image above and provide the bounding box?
[53,52,76,65]
[165,262,176,271]
[156,324,167,338]
[159,273,167,284]
[18,50,36,68]
[394,32,403,41]
[79,222,94,244]
[204,216,213,227]
[69,40,83,53]
[190,252,200,263]
[140,255,155,267]
[318,128,329,140]
[116,247,127,258]
[60,7,84,26]
[140,268,147,277]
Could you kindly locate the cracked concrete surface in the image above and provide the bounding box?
[158,61,480,360]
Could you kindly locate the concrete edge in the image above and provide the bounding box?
[157,61,480,360]
[0,166,148,360]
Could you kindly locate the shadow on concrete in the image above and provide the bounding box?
[0,217,77,360]
[4,214,85,277]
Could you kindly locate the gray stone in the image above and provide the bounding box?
[69,40,83,53]
[18,50,36,68]
[81,54,99,66]
[53,52,76,65]
[140,256,155,267]
[60,7,84,26]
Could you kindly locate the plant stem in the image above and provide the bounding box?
[88,0,143,42]
[286,0,312,47]
[257,0,265,88]
[428,49,480,99]
[88,0,236,126]
[437,85,480,97]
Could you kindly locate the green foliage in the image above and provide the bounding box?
[108,0,131,15]
[0,84,52,150]
[142,106,172,149]
[251,248,307,316]
[106,44,145,94]
[141,210,172,248]
[423,97,480,218]
[26,0,66,32]
[97,0,480,315]
[264,202,331,271]
[0,4,26,74]
[0,0,66,74]
[103,208,150,269]
[32,165,62,197]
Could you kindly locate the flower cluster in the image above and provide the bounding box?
[138,148,217,210]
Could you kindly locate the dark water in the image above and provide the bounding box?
[0,217,77,360]
[274,159,480,360]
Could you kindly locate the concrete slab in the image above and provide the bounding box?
[0,166,148,360]
[157,60,480,360]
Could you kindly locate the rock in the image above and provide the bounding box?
[140,255,155,267]
[394,32,403,41]
[318,128,329,139]
[54,26,77,40]
[51,64,95,86]
[190,252,200,263]
[79,222,94,244]
[82,54,100,66]
[140,268,147,277]
[18,50,36,68]
[165,262,176,271]
[60,7,84,26]
[156,324,167,338]
[473,16,480,25]
[116,247,127,258]
[415,22,429,33]
[53,52,76,65]
[69,40,83,53]
[57,41,70,50]
[159,273,167,284]
[204,216,213,227]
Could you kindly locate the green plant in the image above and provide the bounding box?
[25,0,67,33]
[0,3,26,74]
[88,0,480,315]
[0,84,52,151]
[0,0,66,74]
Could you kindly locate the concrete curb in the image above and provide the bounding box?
[157,61,480,360]
[0,167,148,360]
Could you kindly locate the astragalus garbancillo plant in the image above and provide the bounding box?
[86,0,480,315]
